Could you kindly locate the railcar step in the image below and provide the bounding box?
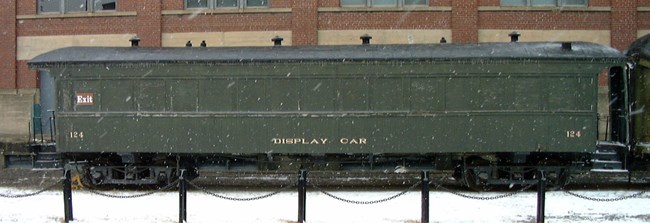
[590,169,629,173]
[34,160,63,169]
[591,159,623,170]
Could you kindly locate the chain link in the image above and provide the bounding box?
[84,179,179,199]
[563,190,646,202]
[312,181,421,205]
[434,182,537,200]
[0,179,64,199]
[188,180,294,201]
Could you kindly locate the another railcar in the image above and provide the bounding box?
[629,33,650,165]
[29,40,628,188]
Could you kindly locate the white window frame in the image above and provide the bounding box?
[341,0,427,8]
[500,0,588,7]
[38,0,117,14]
[185,0,269,9]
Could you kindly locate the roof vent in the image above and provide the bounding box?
[562,42,572,51]
[200,40,207,47]
[129,36,141,47]
[360,34,372,45]
[272,35,284,46]
[186,41,192,47]
[509,31,521,42]
[440,37,447,44]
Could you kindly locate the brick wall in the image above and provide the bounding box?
[319,11,451,30]
[17,17,136,36]
[16,61,35,89]
[611,0,637,51]
[478,11,611,30]
[137,0,163,47]
[292,0,318,45]
[639,0,650,7]
[452,0,478,43]
[163,13,292,33]
[0,1,16,89]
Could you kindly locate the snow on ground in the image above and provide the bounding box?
[0,187,649,223]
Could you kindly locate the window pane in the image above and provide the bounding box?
[341,0,366,7]
[531,0,556,6]
[404,0,427,6]
[216,0,238,7]
[94,0,116,11]
[186,0,208,8]
[66,0,88,12]
[500,0,526,6]
[246,0,268,7]
[561,0,587,6]
[373,0,397,7]
[39,0,61,13]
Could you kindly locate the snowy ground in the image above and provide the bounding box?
[1,186,649,223]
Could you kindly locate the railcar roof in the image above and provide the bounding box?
[627,33,650,60]
[29,42,624,68]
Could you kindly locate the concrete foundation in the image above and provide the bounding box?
[0,89,38,140]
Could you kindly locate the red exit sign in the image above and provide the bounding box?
[75,93,94,106]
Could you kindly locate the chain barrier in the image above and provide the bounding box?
[563,190,647,202]
[84,179,180,199]
[0,179,64,199]
[188,180,294,201]
[433,182,538,200]
[311,181,422,205]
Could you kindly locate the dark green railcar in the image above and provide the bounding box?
[29,41,627,188]
[629,33,650,160]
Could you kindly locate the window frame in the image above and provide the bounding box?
[38,0,117,14]
[500,0,588,7]
[185,0,269,9]
[340,0,428,8]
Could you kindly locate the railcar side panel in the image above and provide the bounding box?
[54,61,602,155]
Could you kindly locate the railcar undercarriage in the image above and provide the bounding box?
[63,151,595,191]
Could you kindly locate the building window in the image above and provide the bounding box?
[340,0,427,7]
[185,0,268,9]
[38,0,117,14]
[500,0,587,7]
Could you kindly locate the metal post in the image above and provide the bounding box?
[421,171,430,223]
[49,117,54,142]
[179,169,187,223]
[63,168,73,222]
[298,169,307,223]
[50,110,56,139]
[536,170,546,223]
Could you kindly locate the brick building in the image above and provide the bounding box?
[0,0,649,137]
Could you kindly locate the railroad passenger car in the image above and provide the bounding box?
[629,33,650,165]
[29,39,629,189]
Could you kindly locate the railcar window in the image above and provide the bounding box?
[301,79,336,111]
[137,81,167,112]
[101,80,133,112]
[500,0,587,6]
[169,80,199,112]
[185,0,268,9]
[340,0,426,7]
[198,79,235,111]
[38,0,117,14]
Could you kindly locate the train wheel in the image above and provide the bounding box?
[542,168,569,190]
[460,156,492,191]
[536,159,570,190]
